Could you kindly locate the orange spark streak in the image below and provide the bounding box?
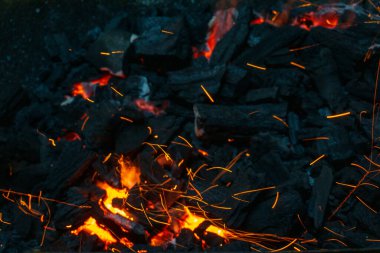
[110,86,124,97]
[200,85,215,103]
[289,43,320,52]
[0,212,11,225]
[270,239,297,252]
[326,112,351,119]
[161,29,174,35]
[81,116,90,131]
[177,135,193,148]
[367,238,380,242]
[272,115,289,127]
[246,62,267,71]
[198,149,209,157]
[303,137,329,141]
[86,98,95,103]
[326,238,348,246]
[309,154,326,166]
[336,182,356,188]
[71,217,117,247]
[290,61,306,70]
[48,138,56,147]
[323,226,344,238]
[120,116,134,123]
[351,163,368,173]
[360,182,379,189]
[355,196,378,214]
[102,153,112,164]
[233,186,276,196]
[372,59,380,153]
[271,192,280,209]
[100,52,111,56]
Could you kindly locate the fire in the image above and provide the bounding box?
[294,11,339,30]
[71,217,117,247]
[193,7,236,60]
[72,73,112,99]
[118,156,140,190]
[96,181,133,221]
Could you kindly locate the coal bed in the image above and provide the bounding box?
[1,0,380,252]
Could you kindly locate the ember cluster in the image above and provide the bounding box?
[1,0,380,252]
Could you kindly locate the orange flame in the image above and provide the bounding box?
[71,217,117,248]
[96,181,134,221]
[119,156,141,190]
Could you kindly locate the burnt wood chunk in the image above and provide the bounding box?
[124,17,191,72]
[43,142,96,196]
[194,103,288,139]
[308,164,333,228]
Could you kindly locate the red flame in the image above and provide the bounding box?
[193,8,236,60]
[294,11,339,30]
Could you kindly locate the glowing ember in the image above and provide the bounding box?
[150,230,175,247]
[193,8,237,60]
[72,74,112,99]
[134,99,167,116]
[118,156,141,190]
[71,217,117,247]
[294,11,340,30]
[182,207,205,231]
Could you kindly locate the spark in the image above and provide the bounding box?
[120,116,134,123]
[198,149,209,156]
[270,239,297,252]
[303,137,329,141]
[141,203,153,227]
[177,135,193,148]
[336,182,356,188]
[102,153,112,164]
[0,212,11,225]
[233,186,276,196]
[290,61,306,70]
[48,138,56,147]
[200,184,219,195]
[326,238,348,246]
[272,115,288,127]
[85,97,95,103]
[200,84,215,103]
[147,126,152,135]
[206,167,232,173]
[326,112,351,119]
[111,50,124,54]
[351,162,368,173]
[271,192,280,209]
[209,204,232,210]
[161,29,174,35]
[246,62,267,71]
[81,116,90,131]
[100,52,111,56]
[360,182,379,189]
[323,226,344,238]
[367,238,380,242]
[110,86,124,97]
[290,44,320,52]
[355,196,378,214]
[309,154,326,166]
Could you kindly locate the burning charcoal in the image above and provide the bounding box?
[194,103,288,140]
[44,33,71,62]
[254,151,290,185]
[242,190,303,236]
[123,17,191,73]
[115,123,149,155]
[83,101,119,149]
[244,87,278,103]
[209,4,251,65]
[220,64,247,98]
[308,47,347,111]
[308,163,333,228]
[86,30,132,77]
[43,141,96,197]
[0,85,27,125]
